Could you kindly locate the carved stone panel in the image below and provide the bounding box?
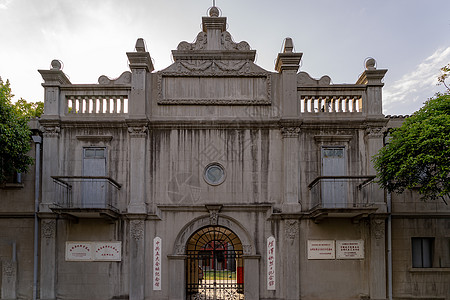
[42,220,56,239]
[130,220,145,241]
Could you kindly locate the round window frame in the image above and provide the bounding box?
[203,163,226,186]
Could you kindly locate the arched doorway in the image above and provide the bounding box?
[186,226,244,300]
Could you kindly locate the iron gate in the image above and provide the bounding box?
[186,226,244,300]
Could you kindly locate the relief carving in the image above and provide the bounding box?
[177,32,208,51]
[42,220,56,239]
[2,261,15,277]
[128,126,148,138]
[285,220,299,243]
[281,127,300,138]
[366,127,385,138]
[175,244,186,255]
[221,32,250,51]
[43,126,60,138]
[180,61,213,72]
[130,220,144,241]
[242,245,252,255]
[371,218,385,240]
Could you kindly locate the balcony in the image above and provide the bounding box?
[308,176,379,223]
[50,176,122,222]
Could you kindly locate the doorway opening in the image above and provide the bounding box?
[186,226,244,300]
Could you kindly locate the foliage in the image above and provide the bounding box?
[438,64,449,91]
[0,78,34,183]
[13,98,44,118]
[373,93,450,204]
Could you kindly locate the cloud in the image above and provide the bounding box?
[383,46,450,115]
[0,0,12,9]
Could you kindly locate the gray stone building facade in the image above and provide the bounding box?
[1,5,449,300]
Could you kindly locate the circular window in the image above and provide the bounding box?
[204,163,226,186]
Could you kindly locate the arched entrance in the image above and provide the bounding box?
[186,226,244,300]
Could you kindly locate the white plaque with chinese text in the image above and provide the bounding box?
[336,240,364,259]
[307,240,335,259]
[66,242,92,261]
[267,236,276,290]
[94,242,122,261]
[153,237,162,290]
[66,242,122,261]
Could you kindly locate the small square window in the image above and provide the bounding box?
[412,237,434,268]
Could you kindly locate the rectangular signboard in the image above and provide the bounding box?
[336,240,364,259]
[307,240,335,259]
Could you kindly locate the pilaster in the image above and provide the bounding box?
[127,125,148,214]
[283,219,300,300]
[281,124,301,208]
[168,255,186,300]
[40,218,57,300]
[369,216,387,300]
[243,255,260,300]
[129,218,146,300]
[39,122,60,212]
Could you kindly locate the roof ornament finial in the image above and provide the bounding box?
[209,0,220,17]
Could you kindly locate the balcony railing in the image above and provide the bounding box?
[308,176,376,210]
[51,176,121,213]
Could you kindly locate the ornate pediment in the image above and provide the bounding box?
[157,6,270,105]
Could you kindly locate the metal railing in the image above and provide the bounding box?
[308,176,376,209]
[52,176,121,212]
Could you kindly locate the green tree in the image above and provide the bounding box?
[0,78,34,183]
[373,93,450,204]
[13,98,44,118]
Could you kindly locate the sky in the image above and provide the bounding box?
[0,0,449,116]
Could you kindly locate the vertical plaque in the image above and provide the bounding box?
[267,236,276,290]
[153,237,162,290]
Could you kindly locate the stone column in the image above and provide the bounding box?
[40,218,57,300]
[283,220,300,300]
[168,255,186,300]
[129,219,146,300]
[370,217,387,300]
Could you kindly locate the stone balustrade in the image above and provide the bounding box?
[65,95,128,115]
[300,95,363,113]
